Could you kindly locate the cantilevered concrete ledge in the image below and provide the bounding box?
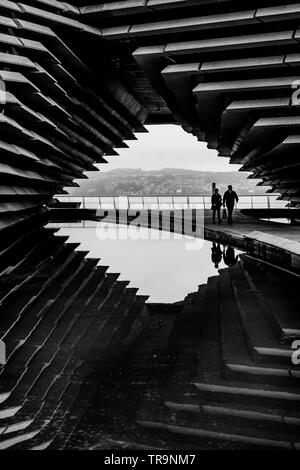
[246,231,300,272]
[240,209,300,221]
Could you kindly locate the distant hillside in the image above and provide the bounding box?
[66,168,268,196]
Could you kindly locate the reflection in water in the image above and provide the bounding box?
[211,242,239,269]
[54,224,242,303]
[223,246,238,267]
[211,242,223,269]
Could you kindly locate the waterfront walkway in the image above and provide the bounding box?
[204,210,300,244]
[204,210,300,273]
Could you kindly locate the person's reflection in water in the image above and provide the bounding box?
[223,246,238,267]
[211,241,223,269]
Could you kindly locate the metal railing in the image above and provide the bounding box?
[54,194,287,210]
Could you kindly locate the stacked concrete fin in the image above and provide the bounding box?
[0,225,148,449]
[76,0,300,205]
[0,0,148,235]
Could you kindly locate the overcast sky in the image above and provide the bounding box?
[98,124,242,173]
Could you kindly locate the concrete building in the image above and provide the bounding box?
[0,0,299,450]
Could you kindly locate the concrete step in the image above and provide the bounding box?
[196,276,222,382]
[1,250,88,360]
[10,282,142,449]
[218,268,296,385]
[7,340,96,448]
[93,295,149,369]
[162,285,206,395]
[131,261,298,450]
[136,417,296,450]
[0,430,40,450]
[229,263,292,365]
[72,283,134,374]
[164,399,300,433]
[0,274,125,446]
[194,381,300,410]
[131,287,210,449]
[240,254,300,343]
[4,379,80,450]
[56,272,119,350]
[117,307,177,387]
[0,254,94,397]
[48,291,146,449]
[64,305,177,450]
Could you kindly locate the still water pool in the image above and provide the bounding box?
[51,223,242,303]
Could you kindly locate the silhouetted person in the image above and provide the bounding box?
[223,246,238,267]
[223,185,239,224]
[211,241,223,269]
[211,188,222,224]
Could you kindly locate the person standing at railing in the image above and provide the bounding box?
[223,185,239,224]
[211,188,222,224]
